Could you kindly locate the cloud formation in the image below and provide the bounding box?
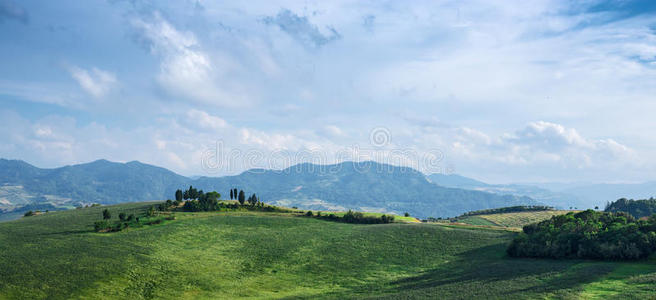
[263,9,341,48]
[1,1,655,182]
[67,66,117,98]
[131,12,243,106]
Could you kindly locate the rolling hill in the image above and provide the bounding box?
[0,159,541,219]
[1,202,654,299]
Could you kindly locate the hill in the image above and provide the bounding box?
[0,159,541,219]
[1,203,656,299]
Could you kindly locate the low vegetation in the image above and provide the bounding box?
[605,197,656,219]
[508,210,656,259]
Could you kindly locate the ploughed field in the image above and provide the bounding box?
[0,203,655,299]
[457,210,574,228]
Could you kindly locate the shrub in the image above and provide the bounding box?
[306,211,313,216]
[23,211,34,217]
[118,212,126,221]
[94,220,111,232]
[102,209,111,220]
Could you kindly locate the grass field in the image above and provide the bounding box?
[458,210,574,228]
[0,203,655,299]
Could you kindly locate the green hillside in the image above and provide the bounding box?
[1,202,655,299]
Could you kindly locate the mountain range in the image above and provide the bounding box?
[0,159,539,219]
[1,158,653,221]
[427,173,656,210]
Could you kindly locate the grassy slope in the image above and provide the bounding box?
[0,203,655,299]
[460,210,574,228]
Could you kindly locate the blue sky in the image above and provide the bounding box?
[1,0,655,183]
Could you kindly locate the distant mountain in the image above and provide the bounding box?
[0,158,188,212]
[427,173,489,188]
[0,159,541,219]
[557,182,656,209]
[428,173,586,209]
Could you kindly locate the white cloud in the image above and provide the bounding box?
[131,12,246,107]
[67,66,117,98]
[184,109,227,131]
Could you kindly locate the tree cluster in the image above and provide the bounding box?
[94,207,172,232]
[605,198,656,219]
[507,210,656,260]
[173,186,266,212]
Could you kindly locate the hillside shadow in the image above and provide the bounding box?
[335,243,616,299]
[35,229,91,236]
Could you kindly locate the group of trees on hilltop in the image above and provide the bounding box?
[507,210,656,260]
[605,198,656,219]
[462,205,554,217]
[171,186,264,212]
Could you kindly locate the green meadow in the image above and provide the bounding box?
[1,202,655,299]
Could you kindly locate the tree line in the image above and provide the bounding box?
[303,209,395,224]
[507,209,656,260]
[461,205,554,217]
[605,197,656,219]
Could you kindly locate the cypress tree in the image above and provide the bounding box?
[238,190,245,205]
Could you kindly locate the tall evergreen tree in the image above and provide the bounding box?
[175,189,183,201]
[230,189,233,200]
[238,190,245,205]
[248,193,258,206]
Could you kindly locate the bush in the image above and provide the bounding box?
[118,212,126,221]
[94,220,111,232]
[23,211,34,217]
[306,211,313,216]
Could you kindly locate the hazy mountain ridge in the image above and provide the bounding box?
[0,159,541,219]
[428,173,656,209]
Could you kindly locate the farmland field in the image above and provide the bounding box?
[0,203,654,299]
[459,210,574,228]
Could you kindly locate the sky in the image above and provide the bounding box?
[1,0,655,183]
